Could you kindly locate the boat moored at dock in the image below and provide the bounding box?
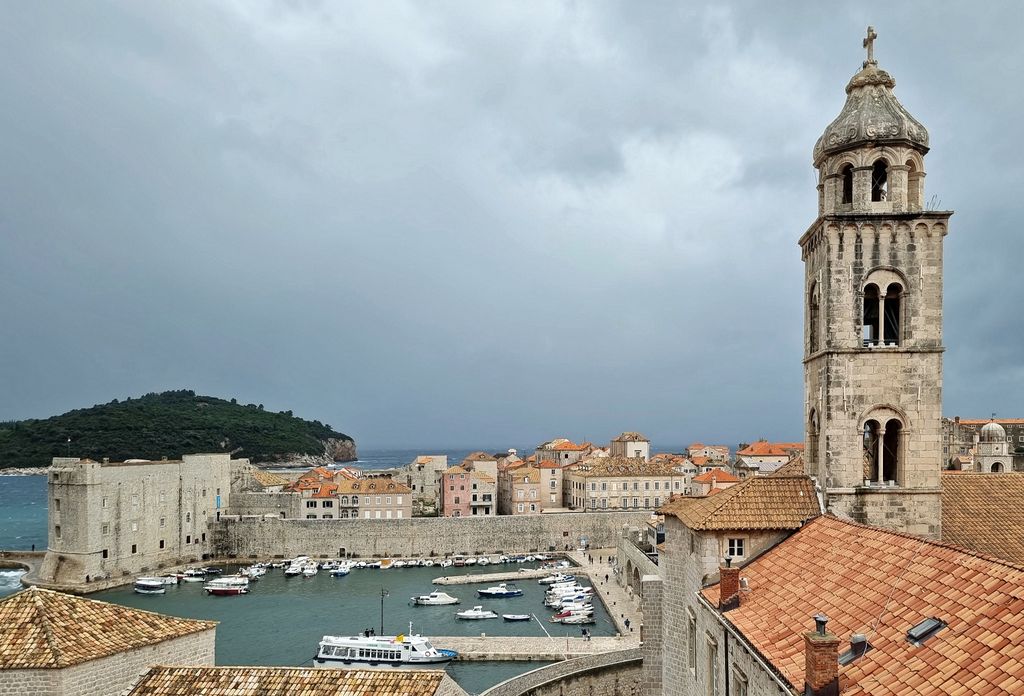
[455,606,498,620]
[477,583,523,599]
[410,591,460,606]
[204,576,249,596]
[134,578,166,595]
[314,629,458,669]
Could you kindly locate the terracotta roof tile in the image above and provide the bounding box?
[942,472,1024,564]
[0,588,215,669]
[660,473,820,530]
[250,469,290,488]
[128,666,451,695]
[567,457,681,478]
[691,467,740,484]
[702,516,1024,696]
[736,441,805,457]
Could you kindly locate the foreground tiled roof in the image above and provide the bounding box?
[660,474,819,530]
[736,440,804,457]
[0,587,215,669]
[770,457,807,477]
[942,471,1024,564]
[251,469,290,488]
[703,516,1024,696]
[691,467,740,484]
[128,666,450,695]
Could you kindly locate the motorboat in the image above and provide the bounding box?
[503,614,531,622]
[477,583,524,599]
[204,576,249,596]
[199,566,223,575]
[284,565,303,577]
[455,606,498,620]
[464,557,477,566]
[302,563,319,577]
[499,555,510,564]
[321,561,338,570]
[551,605,594,619]
[380,559,394,570]
[393,560,406,568]
[452,556,465,567]
[410,591,460,606]
[134,578,166,595]
[331,567,351,577]
[534,554,548,561]
[477,557,490,566]
[554,613,595,625]
[423,560,435,567]
[439,559,454,568]
[539,573,575,585]
[525,555,536,562]
[156,575,179,585]
[314,630,457,669]
[180,568,207,582]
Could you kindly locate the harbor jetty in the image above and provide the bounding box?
[431,635,629,661]
[433,568,556,585]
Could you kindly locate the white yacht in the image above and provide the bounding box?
[455,606,498,620]
[314,630,457,669]
[410,591,460,606]
[134,578,166,595]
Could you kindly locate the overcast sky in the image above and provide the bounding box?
[1,2,1021,450]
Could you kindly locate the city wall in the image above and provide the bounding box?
[481,648,642,696]
[214,511,652,559]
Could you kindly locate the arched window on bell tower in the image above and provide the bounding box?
[862,284,880,346]
[906,159,923,210]
[809,282,820,353]
[808,408,819,468]
[871,160,888,201]
[841,164,854,205]
[883,282,903,345]
[863,416,902,485]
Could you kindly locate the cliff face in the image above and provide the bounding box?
[259,437,358,468]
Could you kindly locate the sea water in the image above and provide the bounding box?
[0,474,47,551]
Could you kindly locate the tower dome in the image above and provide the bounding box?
[979,421,1006,444]
[813,27,929,167]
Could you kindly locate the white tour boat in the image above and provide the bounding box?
[314,629,458,669]
[134,578,166,595]
[477,583,523,599]
[204,576,249,596]
[410,591,460,606]
[455,606,498,620]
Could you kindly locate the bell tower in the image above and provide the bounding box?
[801,28,950,538]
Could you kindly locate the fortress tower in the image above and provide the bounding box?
[801,28,951,537]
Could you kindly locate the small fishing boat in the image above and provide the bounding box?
[302,563,319,577]
[554,613,595,625]
[499,555,510,564]
[525,555,536,562]
[455,606,498,620]
[423,560,435,567]
[464,557,477,566]
[477,557,490,566]
[477,583,523,599]
[204,576,249,596]
[439,559,454,568]
[452,556,465,567]
[539,573,575,585]
[502,614,531,622]
[180,568,207,582]
[199,566,223,575]
[331,567,351,577]
[134,578,166,595]
[410,591,460,606]
[157,575,179,585]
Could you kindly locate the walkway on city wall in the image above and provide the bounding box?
[432,635,632,661]
[0,550,42,576]
[480,647,642,696]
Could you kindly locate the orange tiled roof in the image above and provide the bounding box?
[942,471,1024,564]
[736,441,804,457]
[525,454,537,463]
[127,666,448,695]
[537,459,560,469]
[551,440,587,451]
[442,465,469,476]
[691,467,740,484]
[770,457,808,477]
[702,515,1024,696]
[660,473,819,530]
[0,588,215,669]
[690,455,709,466]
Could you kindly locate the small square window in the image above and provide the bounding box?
[159,539,165,549]
[728,538,745,558]
[102,549,109,559]
[131,544,137,554]
[101,523,109,535]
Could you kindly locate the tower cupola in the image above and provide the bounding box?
[814,27,930,215]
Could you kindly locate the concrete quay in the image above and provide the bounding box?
[431,635,633,661]
[432,568,556,585]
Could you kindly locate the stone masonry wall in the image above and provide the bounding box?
[0,629,214,696]
[214,512,650,559]
[482,649,641,696]
[639,575,662,696]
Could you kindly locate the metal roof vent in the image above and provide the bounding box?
[838,633,872,665]
[906,617,947,646]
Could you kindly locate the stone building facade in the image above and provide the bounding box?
[942,417,1024,470]
[563,458,687,512]
[40,454,240,586]
[801,30,949,538]
[400,454,448,513]
[498,465,542,514]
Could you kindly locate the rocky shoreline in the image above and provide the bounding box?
[255,437,358,468]
[0,467,49,476]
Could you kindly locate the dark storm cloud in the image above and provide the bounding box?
[1,1,1021,449]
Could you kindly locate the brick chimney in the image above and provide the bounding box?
[719,556,740,612]
[804,614,840,696]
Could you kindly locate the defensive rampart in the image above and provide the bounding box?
[481,648,642,696]
[213,511,651,559]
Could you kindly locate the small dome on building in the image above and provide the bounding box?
[813,35,929,166]
[979,421,1006,444]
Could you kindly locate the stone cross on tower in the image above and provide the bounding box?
[863,26,878,66]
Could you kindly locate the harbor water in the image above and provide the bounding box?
[92,561,605,693]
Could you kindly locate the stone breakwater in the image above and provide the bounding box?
[433,569,556,585]
[0,467,48,476]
